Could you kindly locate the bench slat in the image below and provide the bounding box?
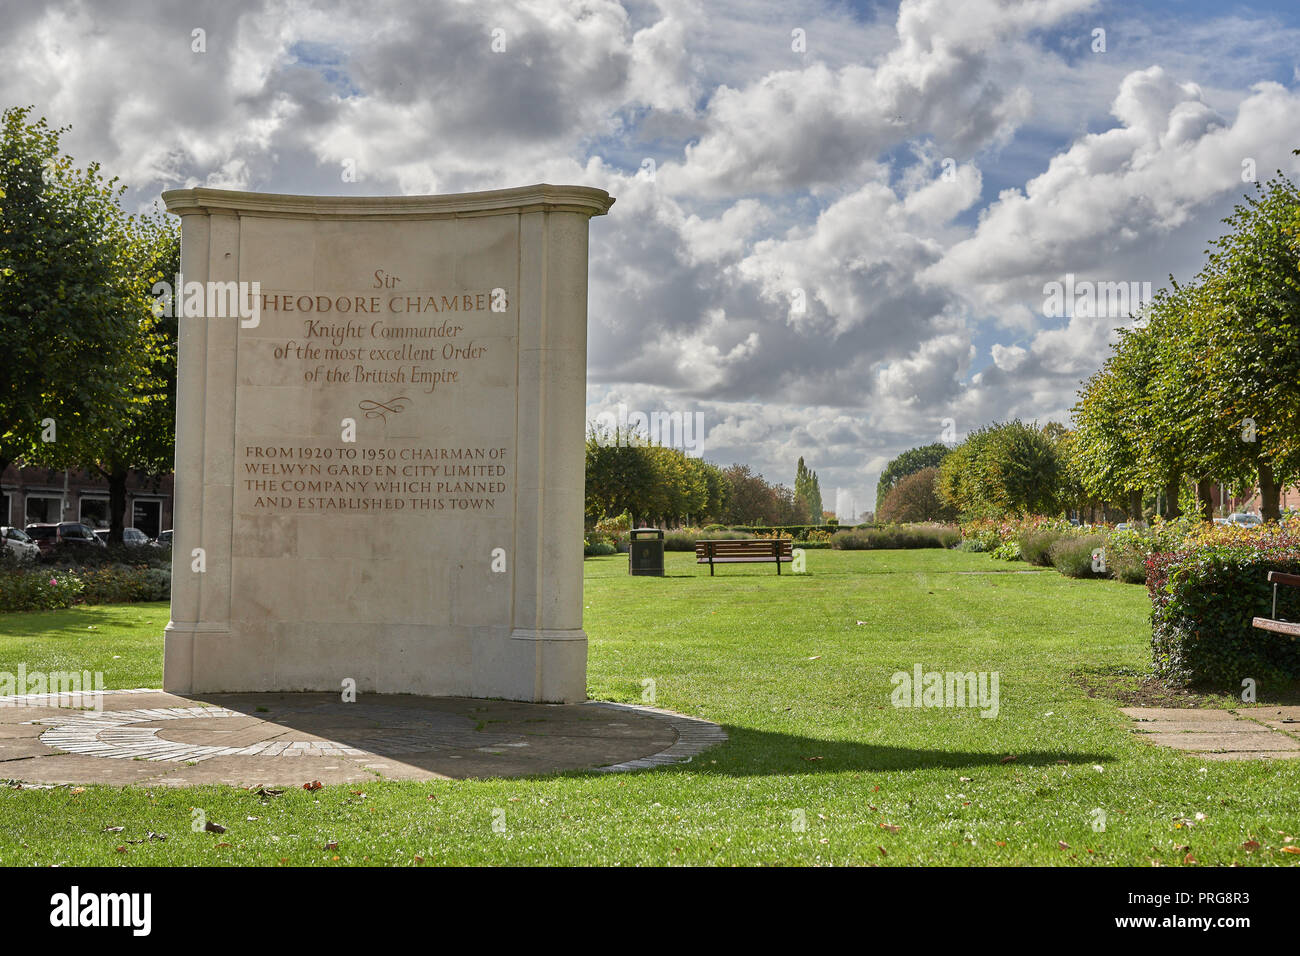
[699,556,794,563]
[1253,616,1300,637]
[1267,571,1300,588]
[695,538,793,575]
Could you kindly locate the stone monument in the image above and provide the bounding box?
[161,184,614,702]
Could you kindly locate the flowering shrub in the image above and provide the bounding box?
[0,570,85,611]
[1148,533,1300,685]
[594,511,633,551]
[960,516,1076,552]
[991,540,1022,561]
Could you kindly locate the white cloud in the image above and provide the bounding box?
[3,0,1297,510]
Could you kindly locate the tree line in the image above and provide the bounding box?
[875,164,1299,525]
[584,425,828,528]
[1071,165,1300,521]
[1,107,179,541]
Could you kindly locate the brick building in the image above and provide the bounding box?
[1211,482,1300,516]
[0,464,174,537]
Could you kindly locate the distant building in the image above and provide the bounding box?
[0,464,173,538]
[1210,482,1300,516]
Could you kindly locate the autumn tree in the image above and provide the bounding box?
[876,442,949,512]
[877,466,956,523]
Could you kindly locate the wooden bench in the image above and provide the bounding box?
[695,538,793,575]
[1252,571,1300,637]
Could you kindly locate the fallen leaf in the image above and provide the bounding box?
[325,841,339,850]
[303,781,323,791]
[1242,840,1261,851]
[878,846,887,856]
[1183,852,1197,865]
[1058,841,1070,850]
[70,787,85,795]
[101,826,125,833]
[204,821,226,834]
[1280,846,1300,855]
[879,822,901,832]
[1000,755,1017,764]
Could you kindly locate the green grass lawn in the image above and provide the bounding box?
[2,548,1298,866]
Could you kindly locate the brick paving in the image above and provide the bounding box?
[1121,705,1300,760]
[0,689,726,786]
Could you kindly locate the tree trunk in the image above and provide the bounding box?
[108,469,129,544]
[1127,489,1142,523]
[1162,476,1182,519]
[1194,478,1215,521]
[1258,461,1282,522]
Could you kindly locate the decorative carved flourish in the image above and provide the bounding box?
[358,396,411,421]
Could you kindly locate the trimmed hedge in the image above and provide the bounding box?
[1149,544,1300,686]
[725,524,837,540]
[831,523,959,550]
[665,530,756,551]
[584,538,617,556]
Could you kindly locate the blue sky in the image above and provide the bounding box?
[2,0,1298,516]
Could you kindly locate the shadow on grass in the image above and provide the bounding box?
[0,604,165,641]
[650,726,1112,775]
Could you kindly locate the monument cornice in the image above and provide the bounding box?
[162,183,615,220]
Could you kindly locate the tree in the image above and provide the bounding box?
[1193,171,1300,519]
[877,466,956,522]
[876,442,950,512]
[85,213,179,542]
[937,421,1064,518]
[1072,324,1161,520]
[585,425,658,526]
[0,107,143,479]
[721,464,776,525]
[795,457,823,525]
[585,425,727,527]
[694,459,731,525]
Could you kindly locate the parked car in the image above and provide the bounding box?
[1,526,40,562]
[92,527,156,547]
[24,522,107,554]
[1227,512,1263,527]
[157,529,173,545]
[1213,516,1230,525]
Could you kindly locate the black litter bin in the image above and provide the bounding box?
[628,527,665,576]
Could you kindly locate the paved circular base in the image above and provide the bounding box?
[0,690,726,787]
